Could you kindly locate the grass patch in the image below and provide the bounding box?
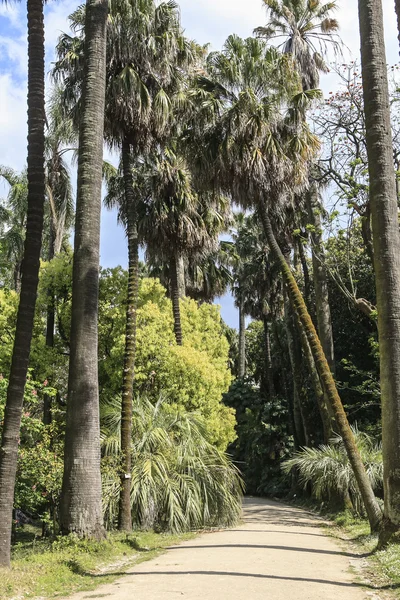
[0,527,195,599]
[329,511,400,595]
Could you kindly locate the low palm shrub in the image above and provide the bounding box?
[101,395,244,531]
[282,428,383,515]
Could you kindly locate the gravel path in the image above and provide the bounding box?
[66,497,382,600]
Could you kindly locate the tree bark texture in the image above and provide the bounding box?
[118,141,139,532]
[238,299,246,378]
[60,0,107,538]
[358,0,400,542]
[170,255,183,345]
[260,205,382,532]
[0,0,45,568]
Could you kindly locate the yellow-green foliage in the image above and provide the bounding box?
[134,280,235,449]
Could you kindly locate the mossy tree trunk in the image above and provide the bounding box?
[259,204,382,532]
[358,0,400,544]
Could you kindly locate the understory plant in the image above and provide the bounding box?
[282,428,383,515]
[101,395,244,532]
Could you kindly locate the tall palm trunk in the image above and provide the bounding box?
[44,221,56,426]
[262,314,275,398]
[306,185,336,375]
[60,0,107,538]
[284,295,309,447]
[170,254,183,345]
[358,0,400,544]
[118,141,139,532]
[259,205,382,532]
[238,298,246,378]
[0,0,45,568]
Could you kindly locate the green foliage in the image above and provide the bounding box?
[224,379,293,496]
[282,429,383,515]
[101,396,243,532]
[0,374,62,524]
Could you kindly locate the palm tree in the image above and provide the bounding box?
[0,167,28,292]
[55,0,200,531]
[59,0,108,538]
[101,395,244,532]
[255,0,340,90]
[187,34,382,532]
[358,0,400,545]
[256,0,340,383]
[139,147,230,346]
[0,0,46,568]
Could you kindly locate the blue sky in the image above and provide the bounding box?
[0,0,399,328]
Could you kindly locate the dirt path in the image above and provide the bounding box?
[66,498,383,600]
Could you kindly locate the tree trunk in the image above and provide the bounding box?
[294,307,335,444]
[176,254,186,298]
[0,0,45,568]
[118,141,139,532]
[358,0,400,544]
[13,261,22,294]
[238,299,246,378]
[262,314,275,398]
[170,255,183,345]
[259,205,382,532]
[60,0,107,538]
[296,237,313,317]
[284,293,307,448]
[306,185,336,375]
[44,221,55,426]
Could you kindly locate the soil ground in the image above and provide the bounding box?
[64,497,385,600]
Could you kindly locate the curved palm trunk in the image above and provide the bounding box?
[118,141,139,532]
[0,0,45,568]
[60,0,107,538]
[238,298,246,378]
[259,205,382,532]
[170,255,183,345]
[358,0,400,544]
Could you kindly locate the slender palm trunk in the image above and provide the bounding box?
[259,205,382,532]
[358,0,400,544]
[44,222,55,425]
[60,0,107,538]
[170,255,183,345]
[0,0,45,568]
[306,185,335,375]
[262,314,275,398]
[284,291,308,449]
[238,299,246,378]
[118,141,139,532]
